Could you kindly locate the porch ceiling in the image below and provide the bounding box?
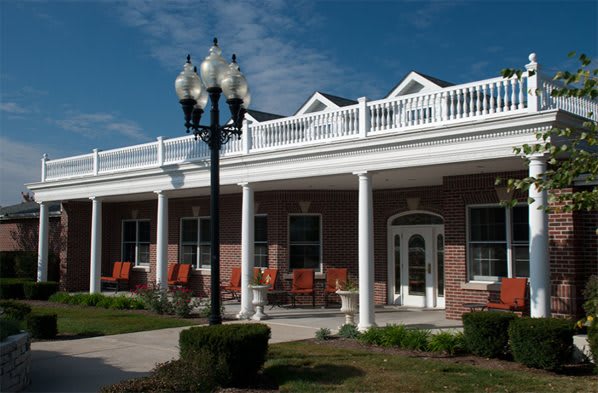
[91,156,525,203]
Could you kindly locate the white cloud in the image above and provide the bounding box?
[118,0,363,115]
[0,102,26,114]
[51,112,147,141]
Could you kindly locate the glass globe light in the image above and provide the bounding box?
[194,70,209,110]
[241,87,251,109]
[175,55,202,101]
[200,38,228,90]
[220,54,249,101]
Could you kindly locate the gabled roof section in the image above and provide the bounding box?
[294,91,357,116]
[0,201,61,220]
[386,71,454,98]
[245,109,285,123]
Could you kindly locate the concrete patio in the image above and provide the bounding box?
[26,304,461,392]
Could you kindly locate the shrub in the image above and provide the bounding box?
[23,281,59,300]
[134,285,170,314]
[48,292,72,304]
[462,311,517,358]
[0,318,22,341]
[0,251,17,278]
[428,331,466,356]
[0,278,31,299]
[27,313,58,339]
[196,299,224,318]
[169,288,196,318]
[508,317,574,371]
[358,326,386,346]
[402,329,431,351]
[108,295,144,310]
[79,293,106,307]
[337,323,361,339]
[583,275,598,317]
[315,327,332,341]
[179,323,270,387]
[587,318,598,373]
[0,300,32,320]
[379,324,408,347]
[14,252,37,279]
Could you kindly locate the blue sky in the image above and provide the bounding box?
[0,0,596,206]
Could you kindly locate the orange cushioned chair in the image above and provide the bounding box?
[288,268,315,308]
[486,277,528,312]
[324,268,348,307]
[261,268,278,290]
[170,263,191,288]
[167,263,179,284]
[101,261,123,291]
[222,267,242,300]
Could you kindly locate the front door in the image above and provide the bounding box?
[389,225,444,308]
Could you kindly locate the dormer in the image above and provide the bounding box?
[244,109,285,123]
[386,71,454,98]
[294,92,357,116]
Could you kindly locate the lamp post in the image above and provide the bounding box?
[175,38,250,325]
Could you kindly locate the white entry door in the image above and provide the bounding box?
[389,225,444,308]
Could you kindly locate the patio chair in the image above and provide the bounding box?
[167,263,179,283]
[170,263,191,288]
[100,261,123,291]
[324,268,348,307]
[221,267,242,300]
[288,268,315,308]
[261,268,278,290]
[486,277,528,312]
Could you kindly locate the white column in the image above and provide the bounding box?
[155,191,169,289]
[355,171,376,330]
[528,155,551,317]
[238,182,255,319]
[37,202,49,282]
[358,97,370,138]
[89,197,102,293]
[525,53,540,112]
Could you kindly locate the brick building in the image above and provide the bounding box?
[24,54,597,326]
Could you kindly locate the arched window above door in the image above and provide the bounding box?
[391,212,443,226]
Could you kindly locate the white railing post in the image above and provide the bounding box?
[525,53,540,112]
[93,148,99,176]
[242,119,251,154]
[157,136,164,166]
[41,154,48,182]
[358,97,369,138]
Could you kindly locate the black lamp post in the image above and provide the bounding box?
[175,38,250,325]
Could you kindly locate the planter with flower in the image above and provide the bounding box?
[336,278,359,325]
[249,269,271,321]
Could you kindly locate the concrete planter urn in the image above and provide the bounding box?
[250,285,270,321]
[337,290,359,325]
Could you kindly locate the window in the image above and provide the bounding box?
[180,217,211,269]
[122,220,150,266]
[468,206,529,281]
[255,215,268,268]
[289,215,321,271]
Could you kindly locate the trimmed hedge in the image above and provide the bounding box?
[27,313,58,339]
[24,281,59,300]
[0,300,32,320]
[588,318,598,373]
[509,317,574,371]
[462,311,517,358]
[179,323,270,387]
[0,318,22,341]
[0,278,32,299]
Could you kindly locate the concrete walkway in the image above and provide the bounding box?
[26,305,461,392]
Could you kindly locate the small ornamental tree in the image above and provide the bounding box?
[498,52,597,213]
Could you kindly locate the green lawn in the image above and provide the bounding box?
[30,305,199,337]
[265,341,597,393]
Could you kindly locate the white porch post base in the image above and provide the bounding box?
[355,171,376,331]
[155,191,169,289]
[238,182,255,319]
[528,155,551,317]
[37,202,49,282]
[89,197,102,294]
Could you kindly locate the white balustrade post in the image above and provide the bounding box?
[157,136,164,166]
[242,119,251,154]
[525,53,540,112]
[355,171,376,331]
[89,197,102,293]
[93,148,99,176]
[37,202,49,282]
[238,182,255,319]
[358,97,370,138]
[528,154,550,317]
[155,191,169,289]
[41,154,48,182]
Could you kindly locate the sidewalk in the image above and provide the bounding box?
[26,305,461,392]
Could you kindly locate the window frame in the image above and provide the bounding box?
[179,216,211,270]
[466,204,529,283]
[254,214,268,268]
[121,219,151,267]
[288,213,323,272]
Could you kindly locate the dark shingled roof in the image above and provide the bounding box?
[246,109,285,122]
[0,201,61,220]
[386,71,455,97]
[318,92,358,107]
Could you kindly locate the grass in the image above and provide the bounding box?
[29,304,199,337]
[264,341,597,393]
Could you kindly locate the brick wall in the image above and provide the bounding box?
[61,201,92,291]
[0,217,61,254]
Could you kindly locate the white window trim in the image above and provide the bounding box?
[180,216,211,271]
[466,204,529,283]
[255,214,268,268]
[288,213,323,273]
[121,219,151,267]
